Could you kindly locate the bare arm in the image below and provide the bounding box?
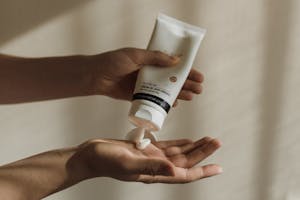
[0,54,93,104]
[0,146,84,200]
[0,48,204,104]
[0,137,222,200]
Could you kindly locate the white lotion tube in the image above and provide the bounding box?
[128,13,206,144]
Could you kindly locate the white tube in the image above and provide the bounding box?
[128,13,206,145]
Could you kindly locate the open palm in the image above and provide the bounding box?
[79,137,222,184]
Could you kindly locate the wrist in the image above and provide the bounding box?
[66,146,93,183]
[71,140,110,179]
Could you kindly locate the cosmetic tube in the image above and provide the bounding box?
[128,13,206,145]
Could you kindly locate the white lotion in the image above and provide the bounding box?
[125,127,152,150]
[127,13,206,149]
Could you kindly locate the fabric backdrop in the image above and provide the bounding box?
[0,0,299,199]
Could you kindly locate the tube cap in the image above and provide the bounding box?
[128,101,167,131]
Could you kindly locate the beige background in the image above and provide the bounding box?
[1,0,300,200]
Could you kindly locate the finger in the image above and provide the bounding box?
[172,99,179,107]
[137,164,222,184]
[155,139,193,149]
[185,138,222,167]
[183,164,223,182]
[177,90,194,101]
[126,48,180,66]
[128,158,175,176]
[188,68,204,83]
[182,79,203,94]
[164,137,212,157]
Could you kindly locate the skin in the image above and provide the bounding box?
[0,138,222,200]
[0,48,221,199]
[0,48,204,104]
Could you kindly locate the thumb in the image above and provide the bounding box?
[125,48,180,67]
[131,158,175,176]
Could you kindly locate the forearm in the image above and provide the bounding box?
[0,54,95,104]
[0,146,88,200]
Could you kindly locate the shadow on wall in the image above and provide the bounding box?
[0,0,90,47]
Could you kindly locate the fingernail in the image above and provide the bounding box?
[217,167,223,174]
[212,138,222,147]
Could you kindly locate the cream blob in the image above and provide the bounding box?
[126,127,156,150]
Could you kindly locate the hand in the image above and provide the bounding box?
[0,137,221,199]
[89,48,204,106]
[74,137,222,184]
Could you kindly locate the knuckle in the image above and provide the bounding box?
[186,94,194,101]
[195,87,202,94]
[184,171,194,183]
[78,139,99,148]
[121,47,140,57]
[182,139,193,143]
[152,50,162,55]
